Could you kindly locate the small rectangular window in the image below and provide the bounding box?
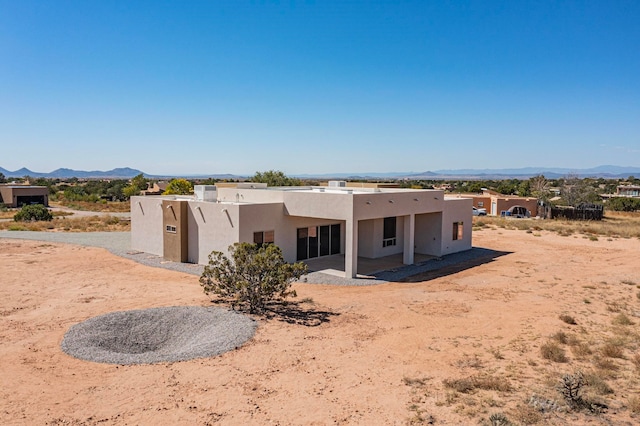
[453,222,463,240]
[166,225,177,233]
[477,201,484,207]
[253,232,263,245]
[254,230,274,247]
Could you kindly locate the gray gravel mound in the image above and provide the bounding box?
[61,306,256,365]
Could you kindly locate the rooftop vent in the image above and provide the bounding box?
[328,180,347,188]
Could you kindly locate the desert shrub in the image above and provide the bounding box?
[443,375,512,393]
[559,372,585,408]
[487,412,511,426]
[540,341,568,363]
[593,356,619,371]
[511,404,543,425]
[13,204,53,222]
[601,342,625,359]
[570,342,592,359]
[559,314,577,325]
[199,243,308,314]
[583,371,614,395]
[612,313,634,326]
[629,396,640,414]
[551,331,569,344]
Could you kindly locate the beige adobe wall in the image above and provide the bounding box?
[415,212,443,256]
[217,187,285,204]
[130,196,164,256]
[440,198,473,255]
[357,217,405,259]
[186,200,240,264]
[353,190,444,220]
[283,191,354,220]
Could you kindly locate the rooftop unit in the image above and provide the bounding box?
[194,185,217,202]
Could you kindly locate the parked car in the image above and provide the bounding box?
[472,206,487,216]
[501,205,531,218]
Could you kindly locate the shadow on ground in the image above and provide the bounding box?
[393,247,512,283]
[207,299,338,327]
[265,300,339,327]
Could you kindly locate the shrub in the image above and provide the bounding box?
[551,331,569,344]
[540,341,568,363]
[601,341,625,359]
[199,243,308,314]
[13,204,53,222]
[612,313,634,326]
[443,375,512,393]
[488,412,511,426]
[559,314,577,325]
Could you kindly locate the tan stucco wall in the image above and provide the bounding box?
[131,196,164,256]
[415,212,443,256]
[186,201,240,264]
[441,198,473,255]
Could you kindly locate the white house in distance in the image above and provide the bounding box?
[131,182,473,279]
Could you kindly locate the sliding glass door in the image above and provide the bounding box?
[297,224,340,260]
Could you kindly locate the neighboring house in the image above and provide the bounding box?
[0,184,49,207]
[450,189,539,217]
[141,181,169,196]
[131,182,473,278]
[616,185,640,198]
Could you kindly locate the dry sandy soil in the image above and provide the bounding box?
[1,228,639,425]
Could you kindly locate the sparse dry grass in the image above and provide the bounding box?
[0,215,129,232]
[474,211,640,238]
[51,200,130,212]
[443,375,513,393]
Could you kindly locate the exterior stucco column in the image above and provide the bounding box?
[345,218,358,278]
[403,213,415,265]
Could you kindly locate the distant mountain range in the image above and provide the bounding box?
[1,165,640,180]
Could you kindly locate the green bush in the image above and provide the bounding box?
[199,243,308,314]
[14,204,53,222]
[607,197,640,212]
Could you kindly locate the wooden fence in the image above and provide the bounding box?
[544,204,604,221]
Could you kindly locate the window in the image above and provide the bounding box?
[478,201,484,207]
[253,230,274,247]
[166,225,177,233]
[383,217,396,247]
[453,222,463,240]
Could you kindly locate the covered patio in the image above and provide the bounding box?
[303,252,436,278]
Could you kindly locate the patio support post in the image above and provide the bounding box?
[345,218,358,278]
[403,213,415,265]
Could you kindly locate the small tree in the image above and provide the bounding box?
[199,243,308,314]
[14,204,53,222]
[163,178,193,195]
[249,170,302,187]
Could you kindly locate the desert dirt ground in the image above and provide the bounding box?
[1,228,639,425]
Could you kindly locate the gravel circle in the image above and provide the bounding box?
[61,306,257,365]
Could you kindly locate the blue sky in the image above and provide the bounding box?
[1,1,639,176]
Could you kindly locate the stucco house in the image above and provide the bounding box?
[131,182,473,278]
[0,184,49,208]
[450,189,539,217]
